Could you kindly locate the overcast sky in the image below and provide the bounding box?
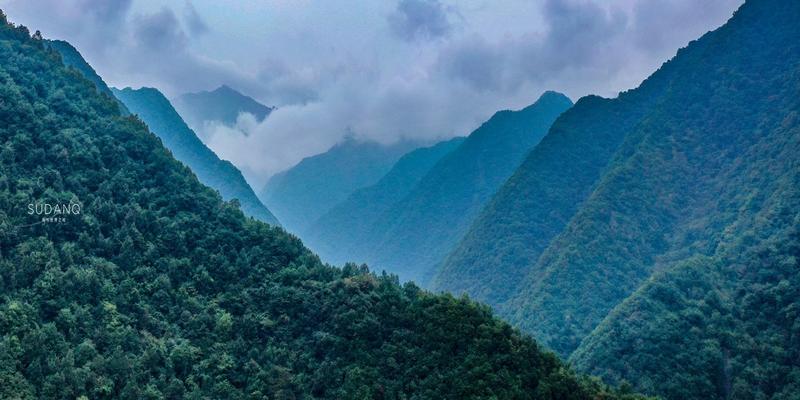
[0,0,743,186]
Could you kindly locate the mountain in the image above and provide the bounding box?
[305,136,466,265]
[45,38,273,227]
[346,92,572,284]
[0,13,648,400]
[45,39,127,114]
[112,87,279,225]
[432,93,665,308]
[173,84,273,132]
[437,0,800,398]
[260,138,419,236]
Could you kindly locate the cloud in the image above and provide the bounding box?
[388,0,452,42]
[183,1,209,37]
[2,0,132,54]
[0,0,743,185]
[436,0,739,98]
[132,8,187,53]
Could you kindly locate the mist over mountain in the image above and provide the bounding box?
[0,13,645,399]
[305,136,466,265]
[172,85,274,138]
[112,87,279,225]
[339,91,572,284]
[46,38,278,225]
[3,0,798,398]
[260,138,420,236]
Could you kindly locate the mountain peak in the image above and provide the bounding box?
[173,84,274,129]
[213,84,238,94]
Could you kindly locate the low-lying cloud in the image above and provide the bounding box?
[0,0,743,186]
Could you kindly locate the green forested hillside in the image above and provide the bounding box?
[261,138,418,236]
[45,40,127,114]
[172,84,273,132]
[438,0,800,398]
[569,1,800,395]
[305,136,465,265]
[0,12,649,399]
[351,92,572,285]
[112,87,279,226]
[432,91,659,307]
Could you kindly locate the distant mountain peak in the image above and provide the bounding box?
[214,84,238,93]
[172,84,274,132]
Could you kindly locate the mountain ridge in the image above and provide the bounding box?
[0,12,647,398]
[260,137,420,236]
[350,91,572,284]
[437,0,800,397]
[112,86,280,225]
[305,135,466,265]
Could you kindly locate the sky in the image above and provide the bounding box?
[0,0,743,187]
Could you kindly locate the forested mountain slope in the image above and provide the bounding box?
[305,136,466,265]
[439,0,800,398]
[569,1,800,398]
[433,42,683,308]
[45,40,127,114]
[0,13,651,399]
[172,84,273,133]
[112,87,279,225]
[260,137,418,236]
[354,92,572,284]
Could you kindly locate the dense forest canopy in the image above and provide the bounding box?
[436,0,800,398]
[0,9,647,400]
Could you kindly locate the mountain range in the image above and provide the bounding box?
[112,87,280,226]
[260,137,419,236]
[435,0,800,398]
[46,37,278,226]
[0,13,641,399]
[321,92,572,284]
[3,0,799,398]
[305,136,466,265]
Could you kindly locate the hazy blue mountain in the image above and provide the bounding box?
[260,138,419,236]
[46,39,128,114]
[433,90,668,308]
[173,84,273,132]
[305,136,466,265]
[349,92,572,285]
[438,0,800,398]
[112,86,279,225]
[0,17,647,399]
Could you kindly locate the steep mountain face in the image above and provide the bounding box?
[433,75,674,308]
[45,40,127,114]
[260,138,418,236]
[305,136,466,265]
[352,92,572,284]
[0,14,647,400]
[112,87,279,226]
[172,84,273,133]
[439,0,800,398]
[568,1,800,397]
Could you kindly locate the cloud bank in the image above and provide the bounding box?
[0,0,743,186]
